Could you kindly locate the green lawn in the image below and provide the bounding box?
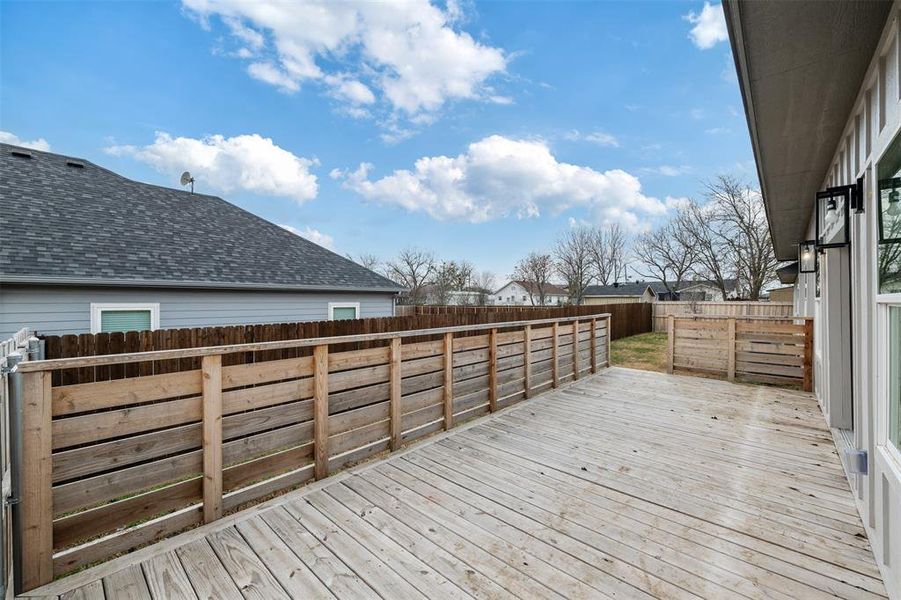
[610,332,668,372]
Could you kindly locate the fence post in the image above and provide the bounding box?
[605,315,612,367]
[666,315,675,374]
[523,325,532,399]
[19,370,52,592]
[313,344,329,480]
[488,328,498,411]
[201,355,222,524]
[803,319,814,392]
[727,318,736,382]
[590,318,597,373]
[389,337,402,451]
[572,320,580,380]
[443,333,453,429]
[551,322,559,388]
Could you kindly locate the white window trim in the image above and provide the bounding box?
[328,301,360,320]
[90,302,160,334]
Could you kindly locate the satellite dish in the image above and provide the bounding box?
[180,171,195,194]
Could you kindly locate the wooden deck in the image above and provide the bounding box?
[22,367,887,599]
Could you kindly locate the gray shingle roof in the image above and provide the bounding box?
[584,279,738,297]
[0,144,403,292]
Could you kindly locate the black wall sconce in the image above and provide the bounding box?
[878,177,901,244]
[815,186,850,248]
[798,240,818,273]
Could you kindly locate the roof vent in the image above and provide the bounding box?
[9,149,33,159]
[66,160,85,169]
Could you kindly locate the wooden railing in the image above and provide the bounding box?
[12,314,611,591]
[666,315,813,391]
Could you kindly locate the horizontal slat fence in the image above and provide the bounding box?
[653,301,793,331]
[14,314,611,592]
[38,304,642,387]
[666,315,813,391]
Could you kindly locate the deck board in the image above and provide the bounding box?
[22,367,888,599]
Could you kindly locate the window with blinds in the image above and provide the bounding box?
[99,309,153,333]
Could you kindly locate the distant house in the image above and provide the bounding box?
[0,144,404,338]
[493,280,569,306]
[583,279,739,304]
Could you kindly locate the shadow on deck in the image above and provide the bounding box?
[22,367,886,599]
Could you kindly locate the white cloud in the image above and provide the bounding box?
[0,131,50,151]
[644,165,692,177]
[564,129,619,147]
[705,126,730,135]
[336,135,666,229]
[280,224,335,249]
[684,3,728,50]
[665,195,692,210]
[105,132,318,203]
[182,0,507,124]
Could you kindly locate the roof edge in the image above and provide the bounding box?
[0,275,405,294]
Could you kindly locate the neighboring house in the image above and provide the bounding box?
[0,144,404,338]
[726,0,899,592]
[768,286,794,303]
[583,282,658,304]
[583,279,739,304]
[493,280,569,306]
[417,285,487,306]
[675,280,740,301]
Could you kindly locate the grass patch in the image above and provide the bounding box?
[611,332,667,372]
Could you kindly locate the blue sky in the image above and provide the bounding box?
[1,0,752,279]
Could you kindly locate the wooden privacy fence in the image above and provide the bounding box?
[397,303,650,340]
[666,316,813,391]
[653,301,793,332]
[13,313,610,592]
[38,304,641,387]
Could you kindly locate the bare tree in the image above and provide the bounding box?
[512,252,554,305]
[385,247,436,305]
[675,201,735,299]
[708,175,778,300]
[588,223,629,285]
[554,226,594,305]
[430,260,475,304]
[471,270,497,305]
[633,221,697,298]
[348,252,382,274]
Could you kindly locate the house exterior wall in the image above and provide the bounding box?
[792,8,901,593]
[493,282,567,306]
[768,286,794,303]
[0,285,397,338]
[676,283,726,302]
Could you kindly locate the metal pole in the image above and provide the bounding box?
[5,352,24,595]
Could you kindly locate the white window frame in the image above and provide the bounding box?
[90,302,160,334]
[328,301,360,321]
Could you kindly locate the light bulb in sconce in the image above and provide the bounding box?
[888,189,901,216]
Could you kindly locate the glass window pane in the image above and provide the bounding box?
[891,307,901,451]
[100,309,152,333]
[332,306,357,320]
[877,130,901,293]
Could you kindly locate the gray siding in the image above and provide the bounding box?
[0,285,396,338]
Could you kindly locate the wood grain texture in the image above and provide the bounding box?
[314,344,329,480]
[443,332,454,430]
[202,355,223,524]
[32,367,886,600]
[21,370,54,591]
[488,328,498,412]
[389,338,402,451]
